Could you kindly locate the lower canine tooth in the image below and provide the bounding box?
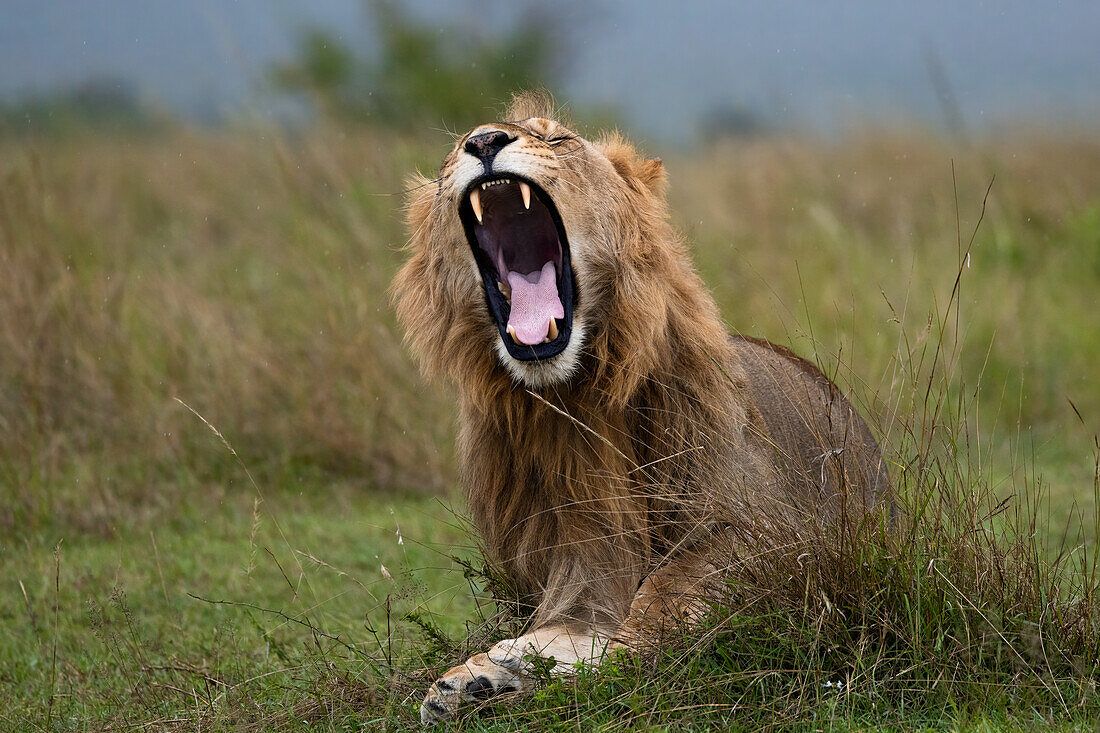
[547,318,558,340]
[507,325,519,343]
[519,181,531,210]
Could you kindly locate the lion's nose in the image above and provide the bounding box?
[464,130,515,164]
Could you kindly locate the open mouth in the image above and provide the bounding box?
[459,175,576,361]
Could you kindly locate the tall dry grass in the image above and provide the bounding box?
[0,128,456,535]
[2,125,1098,544]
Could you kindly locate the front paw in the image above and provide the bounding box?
[420,652,524,724]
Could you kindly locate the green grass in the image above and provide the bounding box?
[1,485,482,729]
[6,474,1095,730]
[2,124,1100,729]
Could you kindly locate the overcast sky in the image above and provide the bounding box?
[2,0,1098,140]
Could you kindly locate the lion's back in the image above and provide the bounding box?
[730,335,891,519]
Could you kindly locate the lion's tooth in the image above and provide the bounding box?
[470,188,483,223]
[507,324,519,343]
[519,181,531,210]
[496,280,511,299]
[547,318,558,341]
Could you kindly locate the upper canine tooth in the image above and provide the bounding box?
[469,188,483,223]
[519,181,531,210]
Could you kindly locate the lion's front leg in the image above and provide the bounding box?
[616,553,719,647]
[420,625,618,724]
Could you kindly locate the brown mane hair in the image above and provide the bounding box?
[503,89,565,125]
[391,94,781,628]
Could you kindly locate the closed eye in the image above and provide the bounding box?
[546,132,578,145]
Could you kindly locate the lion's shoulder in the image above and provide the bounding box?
[729,334,835,391]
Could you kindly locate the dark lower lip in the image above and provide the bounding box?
[459,176,576,361]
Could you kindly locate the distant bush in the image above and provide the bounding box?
[271,0,564,129]
[0,79,155,137]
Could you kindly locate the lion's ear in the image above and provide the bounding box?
[636,157,667,196]
[601,133,668,199]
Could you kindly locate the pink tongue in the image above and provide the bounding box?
[506,261,564,345]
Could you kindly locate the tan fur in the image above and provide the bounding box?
[392,92,889,722]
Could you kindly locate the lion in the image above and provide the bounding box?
[391,91,890,724]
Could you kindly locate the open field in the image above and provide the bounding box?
[2,124,1099,729]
